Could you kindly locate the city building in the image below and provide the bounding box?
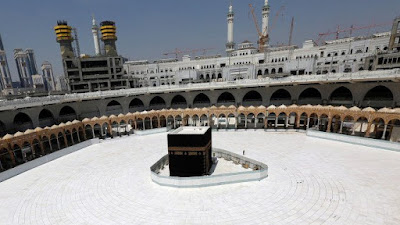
[41,61,56,91]
[31,74,46,92]
[0,34,13,94]
[13,49,33,88]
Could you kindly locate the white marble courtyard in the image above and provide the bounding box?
[0,131,400,225]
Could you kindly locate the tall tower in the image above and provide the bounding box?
[41,61,56,91]
[100,21,118,56]
[91,15,101,55]
[14,49,33,88]
[54,21,75,59]
[0,34,13,91]
[226,2,235,55]
[262,0,270,47]
[25,49,38,75]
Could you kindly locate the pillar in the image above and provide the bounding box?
[326,118,332,133]
[56,138,60,150]
[316,118,320,131]
[255,117,257,128]
[158,118,161,128]
[351,122,356,136]
[77,131,81,142]
[339,121,344,134]
[275,117,278,128]
[39,139,45,155]
[365,122,372,138]
[306,117,310,129]
[286,116,289,128]
[235,116,238,129]
[63,134,69,147]
[381,124,388,140]
[245,115,248,129]
[92,127,95,138]
[70,133,75,145]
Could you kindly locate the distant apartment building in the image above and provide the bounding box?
[41,61,56,91]
[0,34,13,94]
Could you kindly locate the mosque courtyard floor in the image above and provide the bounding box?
[0,130,399,225]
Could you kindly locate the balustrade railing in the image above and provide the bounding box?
[0,69,399,111]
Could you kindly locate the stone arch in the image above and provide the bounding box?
[41,136,51,154]
[129,98,144,112]
[32,139,41,158]
[257,70,262,75]
[85,124,94,139]
[13,112,33,132]
[149,96,166,109]
[298,88,322,105]
[171,95,188,109]
[362,86,394,108]
[50,134,59,151]
[329,87,353,106]
[242,91,262,106]
[59,106,77,122]
[38,109,55,128]
[106,100,123,116]
[270,89,292,105]
[217,92,235,106]
[193,93,211,107]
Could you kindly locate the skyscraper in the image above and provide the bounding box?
[41,61,56,91]
[14,49,33,88]
[0,34,13,92]
[25,49,38,75]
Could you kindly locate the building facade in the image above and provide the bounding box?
[41,61,56,91]
[0,34,13,93]
[14,49,33,88]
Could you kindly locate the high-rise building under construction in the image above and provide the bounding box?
[54,19,129,93]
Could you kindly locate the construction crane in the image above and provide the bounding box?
[71,28,81,57]
[316,22,392,45]
[163,48,215,59]
[249,4,267,52]
[249,4,286,52]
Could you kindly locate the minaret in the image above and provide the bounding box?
[262,0,270,47]
[91,15,101,55]
[226,2,235,56]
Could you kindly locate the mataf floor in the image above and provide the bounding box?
[0,131,399,225]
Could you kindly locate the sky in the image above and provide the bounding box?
[0,0,400,81]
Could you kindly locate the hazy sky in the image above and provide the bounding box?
[1,0,399,81]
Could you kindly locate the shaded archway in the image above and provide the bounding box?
[298,88,322,105]
[193,93,211,108]
[38,109,55,128]
[129,98,145,112]
[106,100,123,116]
[13,144,23,165]
[329,87,353,106]
[171,95,187,109]
[369,118,385,139]
[387,119,400,141]
[354,117,368,137]
[32,139,41,158]
[242,91,262,106]
[362,86,394,108]
[42,136,52,154]
[0,120,5,137]
[217,92,235,106]
[270,89,291,106]
[59,106,77,122]
[330,115,341,133]
[0,148,13,171]
[266,113,277,128]
[50,134,59,151]
[13,112,33,132]
[85,125,94,139]
[149,96,166,110]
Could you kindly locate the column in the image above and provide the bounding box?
[39,140,45,155]
[245,115,248,129]
[351,123,356,136]
[174,118,177,129]
[63,134,69,147]
[70,133,74,145]
[365,122,372,138]
[275,117,278,128]
[339,121,344,134]
[286,116,289,128]
[56,138,61,150]
[158,118,161,128]
[306,117,310,129]
[235,116,238,129]
[255,117,257,129]
[77,131,81,142]
[92,127,95,138]
[316,118,320,131]
[326,118,332,133]
[381,124,388,140]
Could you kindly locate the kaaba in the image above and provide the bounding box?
[168,127,212,177]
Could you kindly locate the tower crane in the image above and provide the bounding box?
[316,22,392,45]
[249,4,286,52]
